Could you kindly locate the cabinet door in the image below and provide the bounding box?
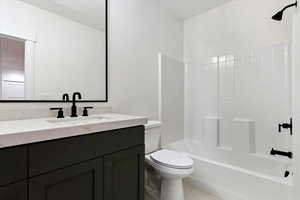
[29,159,102,200]
[0,146,27,186]
[104,145,144,200]
[0,181,27,200]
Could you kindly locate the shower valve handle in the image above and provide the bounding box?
[278,118,293,135]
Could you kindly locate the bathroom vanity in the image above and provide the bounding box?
[0,113,147,200]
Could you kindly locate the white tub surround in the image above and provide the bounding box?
[168,140,293,200]
[0,113,147,149]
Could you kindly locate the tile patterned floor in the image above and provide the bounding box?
[145,164,219,200]
[183,180,220,200]
[145,179,219,200]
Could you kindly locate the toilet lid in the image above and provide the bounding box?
[150,150,194,169]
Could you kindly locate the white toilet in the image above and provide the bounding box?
[145,121,194,200]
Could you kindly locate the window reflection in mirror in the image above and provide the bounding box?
[0,36,25,100]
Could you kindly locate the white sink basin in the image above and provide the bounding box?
[47,116,109,124]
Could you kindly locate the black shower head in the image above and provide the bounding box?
[272,11,284,21]
[272,1,297,21]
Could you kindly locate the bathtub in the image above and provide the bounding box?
[166,139,293,200]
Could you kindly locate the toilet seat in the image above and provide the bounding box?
[150,150,194,169]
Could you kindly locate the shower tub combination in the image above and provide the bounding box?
[156,44,294,199]
[176,38,294,199]
[154,0,296,199]
[158,44,294,199]
[167,139,292,200]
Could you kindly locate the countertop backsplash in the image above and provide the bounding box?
[0,103,112,121]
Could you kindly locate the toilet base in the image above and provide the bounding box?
[161,178,184,200]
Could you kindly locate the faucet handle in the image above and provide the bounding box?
[62,93,69,102]
[82,107,94,117]
[50,107,64,118]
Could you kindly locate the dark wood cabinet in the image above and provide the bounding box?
[0,181,27,200]
[0,126,145,200]
[29,126,144,177]
[0,146,27,186]
[29,159,103,200]
[104,146,144,200]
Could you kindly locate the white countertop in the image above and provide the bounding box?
[0,113,148,149]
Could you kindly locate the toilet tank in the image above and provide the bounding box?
[145,121,162,154]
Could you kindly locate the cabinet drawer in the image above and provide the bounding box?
[0,146,27,186]
[29,126,144,177]
[0,181,27,200]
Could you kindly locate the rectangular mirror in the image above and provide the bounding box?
[0,0,107,102]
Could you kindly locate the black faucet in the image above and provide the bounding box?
[71,92,82,117]
[62,93,69,102]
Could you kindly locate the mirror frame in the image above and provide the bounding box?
[0,0,108,103]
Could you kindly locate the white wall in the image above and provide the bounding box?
[109,0,183,119]
[184,0,293,62]
[292,9,300,200]
[0,0,106,100]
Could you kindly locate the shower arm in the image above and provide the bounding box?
[280,1,297,13]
